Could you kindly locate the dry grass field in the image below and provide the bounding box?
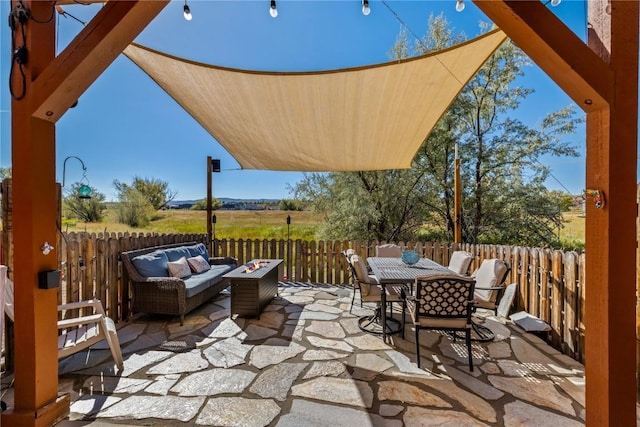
[62,209,321,240]
[558,209,585,246]
[61,208,586,247]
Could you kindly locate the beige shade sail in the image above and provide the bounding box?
[123,29,506,171]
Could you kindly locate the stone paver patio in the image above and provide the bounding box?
[2,282,588,426]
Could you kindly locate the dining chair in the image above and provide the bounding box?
[448,251,474,275]
[342,249,360,311]
[469,258,511,341]
[375,243,403,257]
[472,259,511,314]
[408,274,476,371]
[349,254,405,338]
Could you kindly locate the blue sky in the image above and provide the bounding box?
[1,0,588,201]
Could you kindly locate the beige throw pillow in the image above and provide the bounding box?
[187,255,211,273]
[167,257,191,279]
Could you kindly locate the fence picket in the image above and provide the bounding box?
[551,250,564,348]
[578,252,586,363]
[67,240,80,320]
[519,248,530,313]
[563,251,578,356]
[310,240,317,283]
[539,249,551,324]
[529,248,540,317]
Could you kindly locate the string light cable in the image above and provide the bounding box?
[379,0,427,52]
[8,0,29,100]
[56,4,86,26]
[379,0,464,86]
[7,0,60,101]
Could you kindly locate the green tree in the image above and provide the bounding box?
[0,167,11,180]
[446,29,579,244]
[114,187,155,227]
[547,190,576,212]
[113,176,176,210]
[190,198,222,210]
[63,183,106,222]
[293,14,582,247]
[278,199,303,211]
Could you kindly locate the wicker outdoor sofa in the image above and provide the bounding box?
[121,242,237,325]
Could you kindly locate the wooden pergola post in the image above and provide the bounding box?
[3,2,68,425]
[2,2,168,425]
[453,143,462,245]
[584,1,638,425]
[207,155,213,255]
[474,1,638,425]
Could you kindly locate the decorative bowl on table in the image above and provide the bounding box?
[401,250,420,266]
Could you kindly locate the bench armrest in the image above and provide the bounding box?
[58,299,104,312]
[57,313,104,329]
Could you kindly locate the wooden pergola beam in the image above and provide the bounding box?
[57,0,105,3]
[31,0,168,123]
[474,0,613,111]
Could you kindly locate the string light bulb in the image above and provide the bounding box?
[270,0,278,18]
[455,0,465,12]
[550,0,561,6]
[183,0,192,21]
[362,0,371,16]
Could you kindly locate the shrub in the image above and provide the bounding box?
[114,177,176,210]
[279,199,303,211]
[190,198,222,210]
[63,184,106,222]
[115,188,155,227]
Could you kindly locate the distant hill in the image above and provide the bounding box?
[167,197,282,210]
[219,197,281,204]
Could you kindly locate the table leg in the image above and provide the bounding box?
[380,283,387,341]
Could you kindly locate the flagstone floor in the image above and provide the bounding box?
[2,282,589,426]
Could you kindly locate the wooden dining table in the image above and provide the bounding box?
[367,256,455,340]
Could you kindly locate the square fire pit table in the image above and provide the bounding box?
[224,259,284,318]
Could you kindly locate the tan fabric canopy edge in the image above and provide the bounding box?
[123,29,506,172]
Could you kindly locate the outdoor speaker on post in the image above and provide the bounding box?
[38,269,61,289]
[211,159,221,172]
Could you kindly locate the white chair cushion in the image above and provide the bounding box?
[448,251,473,275]
[473,259,508,303]
[350,255,374,283]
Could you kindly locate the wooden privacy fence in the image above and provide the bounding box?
[0,232,587,362]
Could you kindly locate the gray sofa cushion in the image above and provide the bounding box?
[187,243,210,260]
[131,250,169,277]
[164,247,193,262]
[183,264,234,298]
